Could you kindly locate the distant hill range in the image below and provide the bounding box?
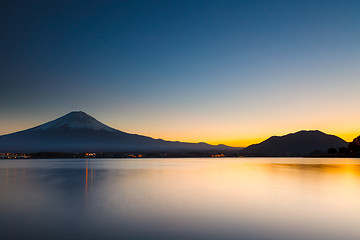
[0,112,350,156]
[0,111,239,153]
[240,130,348,157]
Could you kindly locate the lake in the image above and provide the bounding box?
[0,158,360,240]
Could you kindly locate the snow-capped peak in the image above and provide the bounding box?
[35,111,116,132]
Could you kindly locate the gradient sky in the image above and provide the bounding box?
[1,0,360,146]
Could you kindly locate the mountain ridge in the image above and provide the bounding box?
[0,111,238,153]
[240,130,348,156]
[0,112,350,156]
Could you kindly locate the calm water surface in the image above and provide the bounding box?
[0,158,360,240]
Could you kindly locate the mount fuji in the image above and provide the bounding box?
[0,111,237,153]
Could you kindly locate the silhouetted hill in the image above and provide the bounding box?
[0,111,239,153]
[240,130,348,156]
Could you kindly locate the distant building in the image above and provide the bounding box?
[85,153,96,158]
[0,153,29,159]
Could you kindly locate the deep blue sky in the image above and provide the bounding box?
[1,0,360,146]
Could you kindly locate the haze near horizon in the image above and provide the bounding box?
[1,0,360,146]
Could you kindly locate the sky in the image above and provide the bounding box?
[1,0,360,147]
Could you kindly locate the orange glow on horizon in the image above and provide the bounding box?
[208,139,265,147]
[1,111,359,148]
[150,130,360,148]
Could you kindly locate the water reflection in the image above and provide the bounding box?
[85,159,96,200]
[85,159,88,197]
[0,158,360,240]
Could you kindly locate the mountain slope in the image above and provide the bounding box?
[0,111,237,153]
[240,130,348,156]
